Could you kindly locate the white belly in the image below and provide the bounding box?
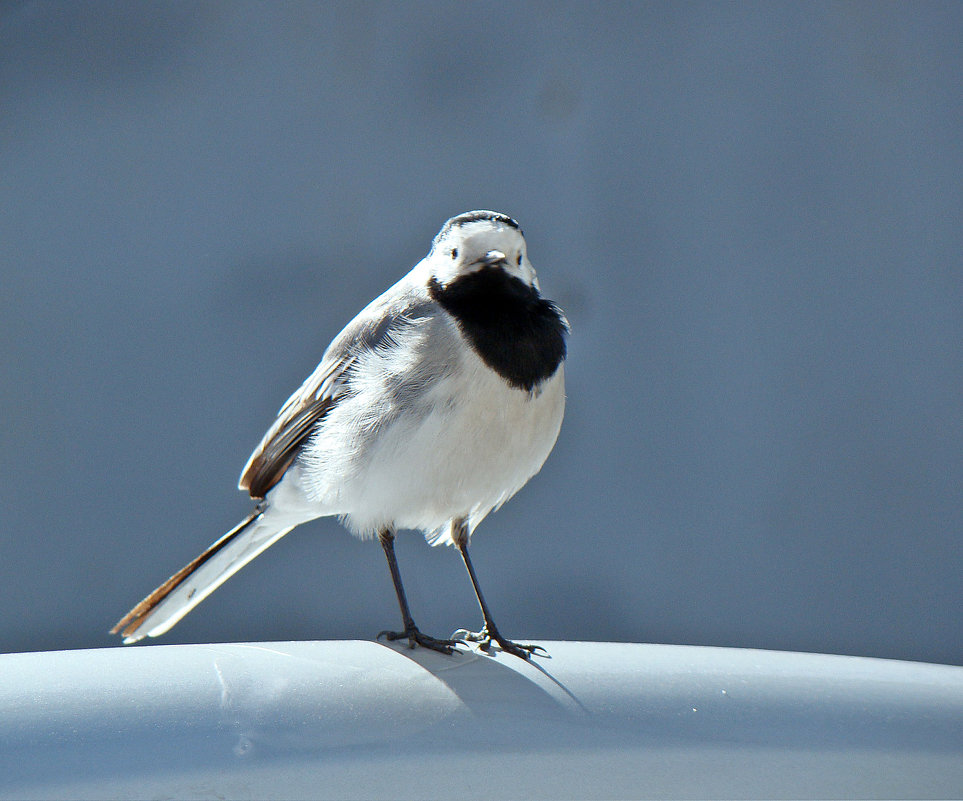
[296,334,565,544]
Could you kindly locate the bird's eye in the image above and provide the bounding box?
[516,254,523,266]
[450,248,458,259]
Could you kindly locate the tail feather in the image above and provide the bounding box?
[111,512,295,643]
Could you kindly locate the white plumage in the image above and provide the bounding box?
[113,211,567,657]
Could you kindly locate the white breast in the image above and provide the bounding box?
[296,315,565,545]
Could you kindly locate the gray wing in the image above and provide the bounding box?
[239,282,433,499]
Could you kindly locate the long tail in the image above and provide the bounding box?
[111,512,296,643]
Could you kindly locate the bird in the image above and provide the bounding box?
[111,210,568,659]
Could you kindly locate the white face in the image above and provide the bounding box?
[429,218,539,290]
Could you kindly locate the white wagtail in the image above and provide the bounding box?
[112,211,567,658]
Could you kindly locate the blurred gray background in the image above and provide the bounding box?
[2,1,960,665]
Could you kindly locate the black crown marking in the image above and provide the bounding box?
[437,211,522,241]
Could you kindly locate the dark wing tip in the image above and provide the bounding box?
[240,451,298,499]
[238,393,337,500]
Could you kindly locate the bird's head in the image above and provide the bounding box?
[426,210,539,291]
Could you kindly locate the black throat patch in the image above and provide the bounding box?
[429,267,567,391]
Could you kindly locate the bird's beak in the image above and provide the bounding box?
[480,250,508,267]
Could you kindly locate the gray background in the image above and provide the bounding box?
[2,1,960,665]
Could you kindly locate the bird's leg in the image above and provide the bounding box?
[377,528,458,655]
[452,519,546,659]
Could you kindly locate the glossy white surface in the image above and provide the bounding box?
[1,641,961,799]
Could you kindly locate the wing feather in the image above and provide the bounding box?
[238,281,432,499]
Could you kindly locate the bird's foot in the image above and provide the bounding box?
[378,626,459,655]
[453,626,547,659]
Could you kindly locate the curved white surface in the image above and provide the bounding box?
[1,640,961,800]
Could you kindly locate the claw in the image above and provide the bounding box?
[378,626,459,655]
[453,627,547,659]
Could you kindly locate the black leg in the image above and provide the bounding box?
[377,529,458,655]
[453,519,546,660]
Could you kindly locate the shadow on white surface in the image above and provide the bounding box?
[1,641,961,799]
